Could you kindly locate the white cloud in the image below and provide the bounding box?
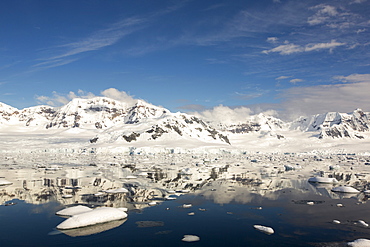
[262,40,346,55]
[275,76,291,80]
[279,74,370,120]
[194,105,254,125]
[308,4,339,26]
[289,78,303,84]
[305,40,346,52]
[36,88,137,106]
[100,88,137,105]
[262,43,302,55]
[267,37,278,43]
[334,73,370,83]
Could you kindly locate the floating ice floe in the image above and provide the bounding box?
[182,204,192,208]
[357,220,369,227]
[125,175,137,179]
[253,225,274,235]
[331,186,360,193]
[59,219,126,237]
[182,235,200,242]
[148,201,157,206]
[332,220,341,224]
[308,177,338,184]
[347,238,370,247]
[62,195,73,199]
[56,207,128,230]
[56,205,93,216]
[0,178,12,186]
[306,201,314,205]
[103,188,129,193]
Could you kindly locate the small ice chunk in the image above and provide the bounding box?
[357,220,369,227]
[331,186,359,193]
[336,203,344,207]
[0,178,12,186]
[148,202,157,206]
[62,195,73,198]
[188,212,195,216]
[182,235,200,242]
[56,205,93,216]
[125,176,137,179]
[307,201,314,205]
[103,188,129,193]
[333,220,341,224]
[182,204,192,208]
[347,238,370,247]
[308,177,338,184]
[56,207,128,229]
[253,225,274,235]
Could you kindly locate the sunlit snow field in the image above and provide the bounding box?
[1,153,370,246]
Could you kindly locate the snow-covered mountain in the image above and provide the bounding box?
[1,97,370,154]
[217,113,287,139]
[0,97,230,146]
[289,109,370,139]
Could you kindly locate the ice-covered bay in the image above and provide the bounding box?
[1,152,370,246]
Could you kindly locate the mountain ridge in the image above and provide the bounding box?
[1,98,370,148]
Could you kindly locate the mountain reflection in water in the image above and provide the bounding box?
[2,153,370,246]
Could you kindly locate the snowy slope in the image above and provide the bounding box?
[1,97,370,154]
[91,112,230,145]
[289,109,370,139]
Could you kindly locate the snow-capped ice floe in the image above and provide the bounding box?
[347,238,370,247]
[331,186,360,193]
[253,225,274,235]
[103,188,129,193]
[0,178,12,186]
[182,235,200,242]
[308,177,338,184]
[56,207,128,230]
[56,205,93,216]
[332,220,341,224]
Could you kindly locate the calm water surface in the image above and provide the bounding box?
[1,161,370,246]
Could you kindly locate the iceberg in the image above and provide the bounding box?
[253,225,274,235]
[0,178,12,186]
[103,188,129,193]
[56,205,93,216]
[56,207,128,230]
[347,239,370,247]
[308,177,338,184]
[182,235,200,242]
[331,186,359,193]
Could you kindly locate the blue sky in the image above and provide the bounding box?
[1,0,370,120]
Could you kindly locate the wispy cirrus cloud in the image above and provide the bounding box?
[33,17,145,70]
[33,2,188,70]
[262,40,346,55]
